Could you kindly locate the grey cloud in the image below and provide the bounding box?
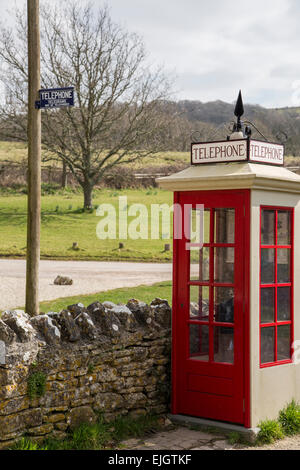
[247,88,293,108]
[270,65,300,80]
[2,0,299,107]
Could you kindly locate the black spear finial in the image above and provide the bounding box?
[234,90,244,119]
[234,90,244,131]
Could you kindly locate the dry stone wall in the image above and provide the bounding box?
[0,298,171,448]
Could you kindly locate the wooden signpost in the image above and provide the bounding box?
[26,0,41,316]
[26,0,74,316]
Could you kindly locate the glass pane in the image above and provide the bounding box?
[277,325,291,361]
[261,327,275,364]
[277,287,291,322]
[261,210,275,245]
[261,249,275,284]
[214,248,234,283]
[214,327,234,364]
[214,209,235,244]
[277,211,291,246]
[190,208,210,245]
[260,288,275,324]
[214,287,234,323]
[189,324,209,361]
[204,209,210,244]
[190,247,209,281]
[190,286,209,321]
[277,249,291,283]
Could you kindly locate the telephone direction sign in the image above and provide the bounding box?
[35,87,75,109]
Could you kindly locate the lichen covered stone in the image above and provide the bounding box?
[75,312,97,339]
[0,319,16,345]
[30,315,61,345]
[58,310,81,342]
[0,298,171,447]
[1,310,35,343]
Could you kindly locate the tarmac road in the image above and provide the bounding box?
[0,259,173,311]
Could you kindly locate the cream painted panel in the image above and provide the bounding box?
[250,190,300,427]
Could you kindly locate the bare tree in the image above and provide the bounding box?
[0,1,173,209]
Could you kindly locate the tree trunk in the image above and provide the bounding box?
[61,160,67,188]
[82,180,93,210]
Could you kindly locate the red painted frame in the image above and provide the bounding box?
[172,191,180,414]
[259,206,294,368]
[171,189,251,428]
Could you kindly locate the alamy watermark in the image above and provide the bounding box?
[292,341,300,365]
[96,196,204,249]
[0,340,5,365]
[291,80,300,106]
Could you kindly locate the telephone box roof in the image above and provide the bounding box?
[156,162,300,194]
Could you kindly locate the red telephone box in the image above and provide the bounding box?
[172,189,250,426]
[157,94,300,429]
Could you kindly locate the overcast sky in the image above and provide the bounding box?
[2,0,300,108]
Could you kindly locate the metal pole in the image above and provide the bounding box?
[26,0,41,316]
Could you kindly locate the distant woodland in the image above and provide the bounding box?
[2,99,300,153]
[163,99,300,157]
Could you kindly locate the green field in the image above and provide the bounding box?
[0,188,174,262]
[0,140,297,167]
[0,141,28,162]
[39,281,172,313]
[0,140,189,168]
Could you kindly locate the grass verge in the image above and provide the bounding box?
[278,400,300,436]
[256,400,300,445]
[11,413,165,451]
[39,281,172,313]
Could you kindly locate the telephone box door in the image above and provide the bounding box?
[173,190,249,425]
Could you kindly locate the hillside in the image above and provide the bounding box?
[177,99,264,125]
[177,99,300,126]
[0,99,300,166]
[173,100,300,158]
